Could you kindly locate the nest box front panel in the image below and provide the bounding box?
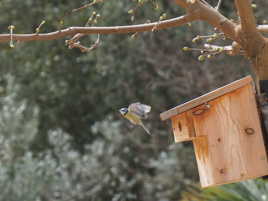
[191,84,268,187]
[171,112,195,142]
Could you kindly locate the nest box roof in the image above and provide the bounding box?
[160,76,253,121]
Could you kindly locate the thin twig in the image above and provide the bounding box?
[59,0,103,26]
[0,15,195,43]
[204,43,244,56]
[174,0,238,41]
[35,20,46,34]
[66,34,100,52]
[200,0,213,8]
[257,25,268,33]
[215,0,222,10]
[8,25,15,48]
[72,0,104,13]
[234,0,258,32]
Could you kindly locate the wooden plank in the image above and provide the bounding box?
[193,136,213,187]
[160,76,253,121]
[229,84,268,179]
[192,94,245,187]
[191,84,268,187]
[172,112,195,142]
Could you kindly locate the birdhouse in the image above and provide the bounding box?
[160,76,268,188]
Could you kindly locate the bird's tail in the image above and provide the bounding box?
[140,122,151,135]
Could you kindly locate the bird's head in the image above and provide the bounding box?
[119,107,128,116]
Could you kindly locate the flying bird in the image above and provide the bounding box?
[119,102,151,135]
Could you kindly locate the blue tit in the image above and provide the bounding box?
[119,102,151,135]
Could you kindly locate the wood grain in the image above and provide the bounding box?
[191,84,268,187]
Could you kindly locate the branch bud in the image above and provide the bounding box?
[198,55,205,61]
[251,3,257,8]
[8,25,15,30]
[128,9,134,14]
[159,13,167,21]
[206,38,214,43]
[182,47,190,51]
[192,35,200,43]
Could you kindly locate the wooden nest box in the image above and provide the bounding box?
[160,76,268,188]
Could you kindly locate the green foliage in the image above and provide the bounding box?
[0,75,38,161]
[181,180,268,201]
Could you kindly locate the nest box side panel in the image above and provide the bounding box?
[191,84,268,188]
[171,112,195,142]
[229,83,268,178]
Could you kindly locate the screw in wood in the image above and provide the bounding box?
[244,128,255,135]
[192,103,211,116]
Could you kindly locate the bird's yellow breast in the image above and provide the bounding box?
[125,112,141,125]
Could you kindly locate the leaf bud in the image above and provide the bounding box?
[198,55,205,61]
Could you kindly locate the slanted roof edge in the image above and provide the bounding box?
[160,76,253,121]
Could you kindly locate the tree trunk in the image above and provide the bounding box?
[253,41,268,157]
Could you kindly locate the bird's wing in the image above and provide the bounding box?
[128,102,151,118]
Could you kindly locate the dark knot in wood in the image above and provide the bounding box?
[219,168,226,174]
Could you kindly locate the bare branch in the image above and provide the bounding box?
[66,34,100,52]
[174,0,188,9]
[233,0,265,58]
[173,0,238,41]
[257,25,268,33]
[234,0,257,33]
[0,15,195,43]
[71,1,102,13]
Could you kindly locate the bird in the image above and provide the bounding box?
[119,102,151,135]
